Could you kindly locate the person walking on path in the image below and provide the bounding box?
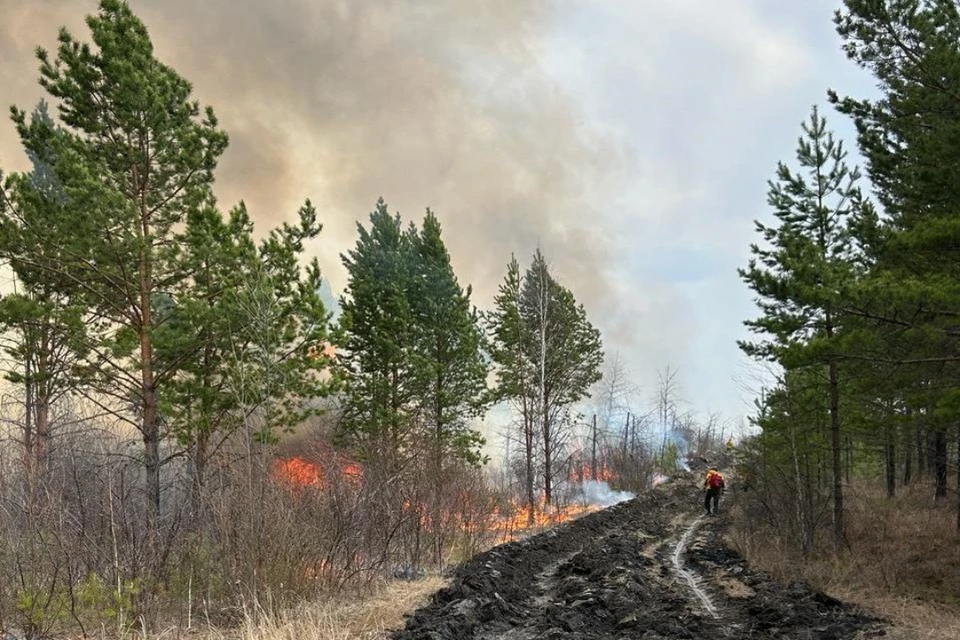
[704,467,725,515]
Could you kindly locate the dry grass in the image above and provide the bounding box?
[732,480,960,639]
[224,577,448,640]
[111,578,447,640]
[831,589,960,640]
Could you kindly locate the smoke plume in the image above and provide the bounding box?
[0,0,631,308]
[579,479,635,508]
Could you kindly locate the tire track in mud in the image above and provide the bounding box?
[393,479,888,639]
[671,515,718,618]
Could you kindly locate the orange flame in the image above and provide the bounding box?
[272,455,363,490]
[485,498,599,543]
[273,456,322,488]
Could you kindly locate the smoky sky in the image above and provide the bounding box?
[0,0,880,434]
[1,0,625,321]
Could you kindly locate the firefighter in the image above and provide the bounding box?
[704,467,725,515]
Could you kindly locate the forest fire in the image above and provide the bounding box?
[272,455,363,490]
[273,456,322,487]
[271,454,612,544]
[489,499,599,542]
[567,461,616,484]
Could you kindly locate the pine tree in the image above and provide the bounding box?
[833,0,960,514]
[0,103,87,479]
[2,1,334,542]
[408,210,487,470]
[339,202,489,470]
[486,255,538,522]
[520,250,603,506]
[338,199,419,464]
[739,106,866,548]
[157,201,332,518]
[5,0,229,537]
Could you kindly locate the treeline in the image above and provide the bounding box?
[0,2,609,635]
[739,0,960,558]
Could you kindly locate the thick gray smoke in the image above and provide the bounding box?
[579,479,635,508]
[0,0,629,310]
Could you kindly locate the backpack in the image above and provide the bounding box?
[708,472,724,489]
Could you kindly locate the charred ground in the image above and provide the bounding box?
[392,477,888,640]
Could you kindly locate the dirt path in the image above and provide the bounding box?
[392,480,889,639]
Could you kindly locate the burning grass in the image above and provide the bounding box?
[270,455,634,548]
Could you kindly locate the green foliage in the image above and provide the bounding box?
[408,210,489,466]
[338,199,420,459]
[741,0,960,556]
[159,200,334,449]
[0,0,335,526]
[520,250,604,411]
[74,573,141,628]
[831,0,960,423]
[661,442,680,474]
[487,249,603,500]
[1,1,234,524]
[338,199,488,467]
[739,105,866,366]
[486,255,527,405]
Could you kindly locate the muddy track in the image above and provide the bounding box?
[392,480,888,639]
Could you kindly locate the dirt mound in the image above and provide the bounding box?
[392,483,886,639]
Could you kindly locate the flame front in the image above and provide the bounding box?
[273,456,322,488]
[488,499,599,543]
[272,455,594,543]
[272,455,363,490]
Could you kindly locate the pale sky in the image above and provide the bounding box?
[0,1,878,435]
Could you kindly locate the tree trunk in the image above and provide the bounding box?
[621,412,630,454]
[934,427,947,500]
[844,436,850,484]
[143,368,160,533]
[828,358,844,548]
[884,423,896,498]
[789,422,810,554]
[903,423,912,486]
[539,279,551,507]
[542,404,552,507]
[955,424,960,533]
[916,424,925,477]
[23,350,34,477]
[433,365,444,566]
[139,211,161,546]
[141,330,160,544]
[190,431,209,525]
[590,414,598,481]
[35,335,52,476]
[523,400,536,527]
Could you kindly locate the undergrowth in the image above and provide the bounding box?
[730,480,960,639]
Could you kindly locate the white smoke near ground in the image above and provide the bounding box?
[652,473,671,487]
[578,479,635,508]
[655,423,692,471]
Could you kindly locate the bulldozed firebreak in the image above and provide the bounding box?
[392,476,887,640]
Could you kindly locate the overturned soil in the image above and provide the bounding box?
[392,478,889,639]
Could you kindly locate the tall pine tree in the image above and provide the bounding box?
[833,0,960,515]
[487,255,538,522]
[739,106,866,547]
[408,210,488,470]
[338,199,418,465]
[5,0,228,537]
